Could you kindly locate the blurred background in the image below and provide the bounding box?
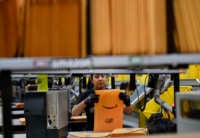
[0,0,200,58]
[1,1,200,137]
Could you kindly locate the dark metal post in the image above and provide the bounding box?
[129,74,136,91]
[111,76,115,89]
[172,73,180,116]
[166,0,176,53]
[0,70,13,138]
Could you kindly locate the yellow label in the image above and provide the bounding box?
[37,74,48,92]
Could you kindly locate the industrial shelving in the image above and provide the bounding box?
[0,53,200,71]
[0,53,200,138]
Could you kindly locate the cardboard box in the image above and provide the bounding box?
[67,128,148,138]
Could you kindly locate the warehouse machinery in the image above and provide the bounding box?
[1,55,200,138]
[176,91,200,133]
[129,73,193,134]
[24,90,69,138]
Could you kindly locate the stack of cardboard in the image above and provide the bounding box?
[68,128,148,138]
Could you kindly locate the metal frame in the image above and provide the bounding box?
[0,71,13,138]
[1,54,200,137]
[0,54,200,71]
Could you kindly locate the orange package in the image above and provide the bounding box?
[94,89,123,131]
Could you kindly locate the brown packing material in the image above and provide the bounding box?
[91,0,167,55]
[50,3,81,57]
[80,0,87,58]
[174,0,200,53]
[25,4,51,56]
[111,128,148,137]
[178,0,188,53]
[0,0,18,57]
[174,0,188,53]
[173,0,185,52]
[25,0,82,57]
[70,115,87,122]
[91,0,112,55]
[111,0,139,55]
[15,102,25,108]
[138,0,149,55]
[146,0,167,55]
[16,0,26,56]
[19,117,26,125]
[67,128,148,138]
[68,132,110,138]
[181,0,195,53]
[132,132,200,138]
[0,4,4,55]
[190,0,200,52]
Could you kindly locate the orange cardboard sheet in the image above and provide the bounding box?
[94,89,123,131]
